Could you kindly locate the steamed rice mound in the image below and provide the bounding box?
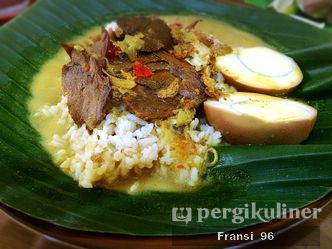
[35,95,221,189]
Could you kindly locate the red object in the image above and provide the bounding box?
[177,164,185,169]
[133,59,153,78]
[106,43,121,62]
[0,0,34,24]
[84,66,90,73]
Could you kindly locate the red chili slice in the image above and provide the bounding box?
[133,59,153,78]
[177,164,185,169]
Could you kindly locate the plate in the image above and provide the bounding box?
[0,0,332,240]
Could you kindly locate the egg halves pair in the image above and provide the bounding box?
[204,47,317,144]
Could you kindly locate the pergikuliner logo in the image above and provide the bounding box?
[171,202,322,224]
[172,207,192,224]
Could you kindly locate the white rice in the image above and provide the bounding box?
[187,42,211,71]
[35,95,221,189]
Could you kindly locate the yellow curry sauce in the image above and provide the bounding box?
[29,16,269,193]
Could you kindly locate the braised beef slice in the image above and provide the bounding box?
[117,16,174,52]
[138,53,163,63]
[109,57,133,74]
[123,51,207,119]
[136,53,169,71]
[154,51,207,106]
[62,49,111,130]
[144,61,169,72]
[123,86,180,120]
[135,71,176,90]
[89,29,110,68]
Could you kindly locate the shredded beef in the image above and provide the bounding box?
[61,17,208,127]
[144,61,169,72]
[135,71,176,90]
[109,57,133,74]
[89,29,110,68]
[62,49,111,130]
[117,16,174,52]
[123,52,207,120]
[123,86,180,120]
[154,51,207,106]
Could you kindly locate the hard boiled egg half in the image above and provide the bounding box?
[204,92,317,144]
[215,47,303,96]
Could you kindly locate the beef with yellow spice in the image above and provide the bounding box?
[62,16,207,129]
[30,15,317,192]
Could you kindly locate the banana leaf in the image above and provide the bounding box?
[0,0,332,235]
